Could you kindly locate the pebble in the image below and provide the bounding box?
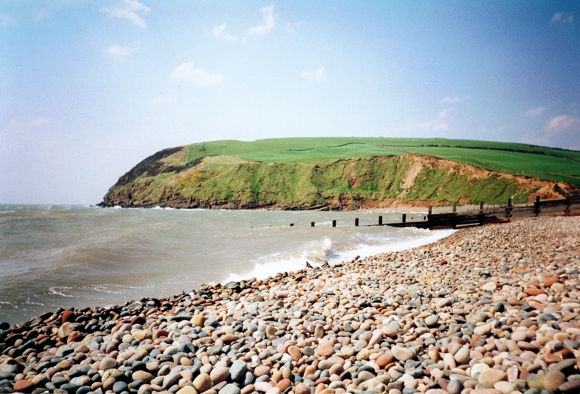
[391,346,415,361]
[194,373,213,392]
[230,360,247,383]
[453,346,469,364]
[543,370,565,391]
[220,383,241,394]
[0,217,577,394]
[478,368,507,387]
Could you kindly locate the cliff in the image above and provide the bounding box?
[101,139,577,209]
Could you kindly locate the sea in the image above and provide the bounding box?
[0,205,454,326]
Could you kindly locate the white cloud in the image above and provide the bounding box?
[247,5,275,36]
[551,11,574,24]
[170,62,223,86]
[525,106,546,117]
[437,96,470,104]
[103,44,136,60]
[419,109,451,132]
[301,66,326,82]
[546,115,580,132]
[211,23,238,41]
[150,96,173,104]
[100,0,150,29]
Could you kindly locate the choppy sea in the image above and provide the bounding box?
[0,205,454,325]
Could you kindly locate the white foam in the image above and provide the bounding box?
[221,228,455,284]
[48,286,75,298]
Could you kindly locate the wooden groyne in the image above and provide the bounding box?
[302,195,580,230]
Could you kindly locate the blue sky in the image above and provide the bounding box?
[1,1,579,204]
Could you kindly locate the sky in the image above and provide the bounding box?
[1,0,579,204]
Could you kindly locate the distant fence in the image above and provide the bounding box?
[297,195,580,230]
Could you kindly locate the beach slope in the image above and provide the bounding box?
[1,216,579,393]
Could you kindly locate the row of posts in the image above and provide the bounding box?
[301,195,572,227]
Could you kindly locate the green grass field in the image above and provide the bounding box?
[103,137,579,208]
[186,137,580,186]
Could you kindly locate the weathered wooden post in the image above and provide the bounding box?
[311,221,315,227]
[479,201,484,211]
[332,220,337,228]
[378,215,383,225]
[534,196,540,216]
[565,195,571,216]
[428,206,432,215]
[506,198,512,221]
[402,213,406,223]
[453,203,457,213]
[355,218,359,226]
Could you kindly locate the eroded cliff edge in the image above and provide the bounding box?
[100,145,574,209]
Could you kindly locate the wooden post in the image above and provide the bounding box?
[453,203,457,213]
[378,215,383,225]
[506,198,512,221]
[332,220,336,228]
[402,213,406,223]
[565,195,571,216]
[534,196,540,216]
[428,206,432,215]
[311,221,315,227]
[355,218,359,226]
[479,201,484,212]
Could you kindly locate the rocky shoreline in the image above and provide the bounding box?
[1,216,578,394]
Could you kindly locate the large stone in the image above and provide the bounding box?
[377,353,394,368]
[526,374,544,390]
[543,371,565,391]
[287,345,302,361]
[113,381,129,393]
[230,360,247,383]
[192,315,206,327]
[132,370,154,382]
[482,282,497,292]
[316,343,334,357]
[219,383,241,394]
[453,346,470,364]
[425,314,439,327]
[295,382,311,394]
[177,387,198,394]
[369,330,383,346]
[493,381,515,394]
[13,380,35,392]
[99,356,117,371]
[391,345,415,361]
[473,323,492,336]
[479,368,507,387]
[193,373,213,392]
[163,373,181,389]
[211,366,230,384]
[559,380,580,392]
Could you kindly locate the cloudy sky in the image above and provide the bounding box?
[1,1,579,204]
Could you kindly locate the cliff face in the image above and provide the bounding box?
[101,146,574,209]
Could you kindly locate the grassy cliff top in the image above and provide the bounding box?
[185,137,580,186]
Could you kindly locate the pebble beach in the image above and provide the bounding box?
[0,216,578,394]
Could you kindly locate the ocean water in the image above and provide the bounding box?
[0,205,454,325]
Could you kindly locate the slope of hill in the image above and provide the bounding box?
[101,138,578,209]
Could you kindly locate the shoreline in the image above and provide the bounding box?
[1,216,578,394]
